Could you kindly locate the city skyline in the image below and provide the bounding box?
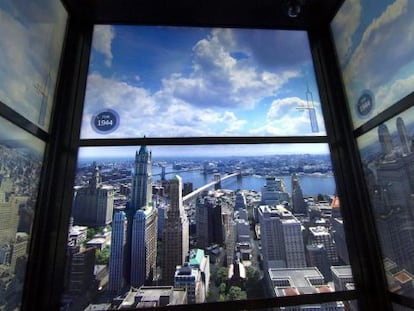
[77,144,332,159]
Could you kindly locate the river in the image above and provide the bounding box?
[152,167,336,196]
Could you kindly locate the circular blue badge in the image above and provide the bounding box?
[91,109,120,134]
[356,90,375,118]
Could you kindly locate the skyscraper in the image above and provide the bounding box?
[261,177,289,205]
[196,195,224,248]
[108,145,158,292]
[130,210,146,287]
[127,145,157,287]
[258,205,306,269]
[131,146,152,211]
[162,176,189,285]
[0,193,24,244]
[174,263,205,304]
[308,226,338,265]
[291,173,307,214]
[397,117,411,155]
[72,163,114,227]
[108,210,127,293]
[378,124,393,157]
[234,192,247,211]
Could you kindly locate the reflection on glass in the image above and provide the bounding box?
[357,106,414,297]
[331,0,414,129]
[61,144,355,310]
[0,0,67,130]
[0,117,45,309]
[80,26,326,139]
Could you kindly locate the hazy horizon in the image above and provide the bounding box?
[77,144,332,160]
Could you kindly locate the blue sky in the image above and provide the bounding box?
[81,26,326,139]
[331,0,414,132]
[2,1,414,156]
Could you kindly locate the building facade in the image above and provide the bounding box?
[162,176,189,285]
[259,205,306,269]
[108,210,127,293]
[72,163,114,227]
[123,146,158,288]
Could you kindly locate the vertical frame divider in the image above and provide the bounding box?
[308,26,391,310]
[22,17,93,311]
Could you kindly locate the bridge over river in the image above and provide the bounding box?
[182,172,240,203]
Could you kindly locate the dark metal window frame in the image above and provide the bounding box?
[0,0,403,310]
[310,24,414,310]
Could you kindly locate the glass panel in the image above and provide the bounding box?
[0,116,45,309]
[80,26,326,139]
[62,144,355,310]
[357,106,414,298]
[331,0,414,129]
[0,0,67,131]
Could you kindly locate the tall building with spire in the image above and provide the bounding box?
[128,145,157,287]
[162,176,189,285]
[131,146,152,210]
[108,145,157,291]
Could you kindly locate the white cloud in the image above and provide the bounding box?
[247,97,325,136]
[375,73,414,117]
[344,0,414,102]
[331,0,362,67]
[159,29,300,110]
[82,73,250,138]
[220,111,247,134]
[81,28,317,138]
[0,6,66,129]
[93,25,115,67]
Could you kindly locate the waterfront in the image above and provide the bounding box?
[152,166,336,196]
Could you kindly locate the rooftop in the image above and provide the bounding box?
[269,267,324,289]
[330,266,353,277]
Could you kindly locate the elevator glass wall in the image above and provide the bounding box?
[59,23,357,310]
[331,0,414,305]
[0,0,68,309]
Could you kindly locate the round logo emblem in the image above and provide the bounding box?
[91,109,120,134]
[356,90,375,118]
